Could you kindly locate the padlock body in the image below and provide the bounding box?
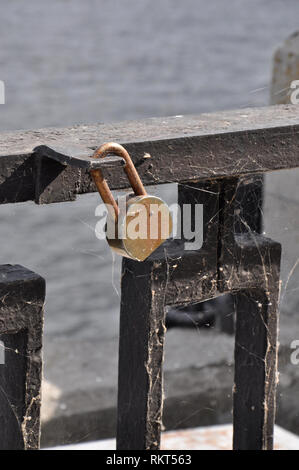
[106,195,173,261]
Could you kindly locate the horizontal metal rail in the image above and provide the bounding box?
[0,105,298,205]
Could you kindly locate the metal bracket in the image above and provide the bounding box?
[34,143,125,204]
[34,144,124,170]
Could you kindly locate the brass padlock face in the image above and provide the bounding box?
[106,195,173,261]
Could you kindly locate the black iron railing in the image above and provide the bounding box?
[0,104,298,449]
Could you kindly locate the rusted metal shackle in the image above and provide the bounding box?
[91,142,147,221]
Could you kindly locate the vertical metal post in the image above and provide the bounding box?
[117,259,166,450]
[233,287,280,449]
[218,178,281,450]
[0,265,45,450]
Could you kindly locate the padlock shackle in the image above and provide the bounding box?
[91,142,147,221]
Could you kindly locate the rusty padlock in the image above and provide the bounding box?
[91,142,172,261]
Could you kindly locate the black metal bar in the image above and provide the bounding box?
[0,105,298,204]
[0,265,45,450]
[218,177,281,450]
[117,259,167,450]
[235,175,264,235]
[233,285,280,450]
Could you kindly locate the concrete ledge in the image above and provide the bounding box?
[45,424,299,451]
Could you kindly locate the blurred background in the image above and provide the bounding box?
[0,0,298,447]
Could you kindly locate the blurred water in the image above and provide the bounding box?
[0,0,298,340]
[0,0,299,130]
